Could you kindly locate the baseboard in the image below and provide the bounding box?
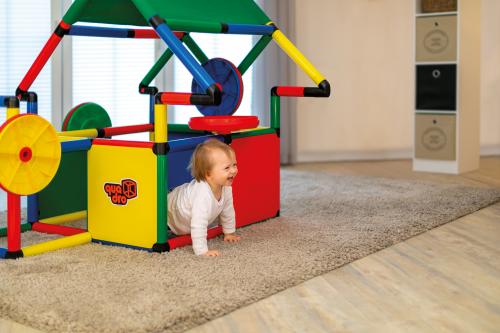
[297,145,500,163]
[480,145,500,156]
[296,149,413,163]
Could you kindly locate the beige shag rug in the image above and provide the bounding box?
[1,170,500,333]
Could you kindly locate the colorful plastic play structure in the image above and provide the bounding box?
[0,0,330,259]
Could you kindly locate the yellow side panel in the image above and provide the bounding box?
[88,144,157,249]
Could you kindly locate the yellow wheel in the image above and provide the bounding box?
[0,114,61,195]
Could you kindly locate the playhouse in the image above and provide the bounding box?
[0,0,330,259]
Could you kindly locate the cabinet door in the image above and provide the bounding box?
[415,114,456,160]
[416,15,457,62]
[416,64,456,110]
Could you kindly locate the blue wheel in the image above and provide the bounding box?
[191,58,244,116]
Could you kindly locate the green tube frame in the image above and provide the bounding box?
[141,48,174,88]
[238,35,272,75]
[156,154,168,244]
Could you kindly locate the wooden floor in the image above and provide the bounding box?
[2,157,500,333]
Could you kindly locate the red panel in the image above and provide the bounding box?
[32,222,85,236]
[231,133,280,227]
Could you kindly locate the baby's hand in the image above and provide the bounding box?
[224,233,241,243]
[202,250,220,257]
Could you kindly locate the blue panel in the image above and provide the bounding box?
[0,247,6,259]
[27,194,39,223]
[168,148,194,190]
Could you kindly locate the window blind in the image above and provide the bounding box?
[0,0,51,121]
[72,26,155,140]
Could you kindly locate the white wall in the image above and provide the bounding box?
[480,0,500,155]
[292,0,500,162]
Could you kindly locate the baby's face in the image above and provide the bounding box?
[207,149,238,187]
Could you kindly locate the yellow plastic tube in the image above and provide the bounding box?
[39,210,87,225]
[57,128,98,138]
[22,232,91,257]
[154,104,167,142]
[272,30,325,85]
[6,107,20,120]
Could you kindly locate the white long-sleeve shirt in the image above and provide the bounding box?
[167,179,236,255]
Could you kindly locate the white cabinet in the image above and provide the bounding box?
[413,0,481,174]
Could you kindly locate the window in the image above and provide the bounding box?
[0,0,52,121]
[72,24,155,140]
[171,33,254,124]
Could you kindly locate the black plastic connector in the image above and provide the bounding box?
[3,96,19,108]
[149,15,166,29]
[127,29,135,38]
[97,128,106,138]
[139,84,159,95]
[275,210,280,217]
[221,23,229,33]
[154,93,163,105]
[152,242,170,253]
[27,92,38,103]
[5,250,24,260]
[304,80,330,97]
[190,83,222,106]
[153,142,170,155]
[15,87,27,100]
[275,128,281,138]
[223,135,232,145]
[271,86,278,96]
[54,23,70,37]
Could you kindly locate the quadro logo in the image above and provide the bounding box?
[104,179,138,205]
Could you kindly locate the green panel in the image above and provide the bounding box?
[38,151,87,219]
[0,224,31,237]
[232,128,275,139]
[65,0,270,27]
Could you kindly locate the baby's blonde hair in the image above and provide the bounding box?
[189,139,235,181]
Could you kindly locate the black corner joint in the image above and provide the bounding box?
[26,91,38,103]
[3,96,19,108]
[149,15,166,29]
[275,128,281,138]
[190,84,222,106]
[275,210,280,217]
[15,87,27,100]
[96,128,106,138]
[154,93,163,105]
[271,86,278,96]
[304,80,331,98]
[127,29,135,38]
[139,84,159,96]
[221,23,229,33]
[223,135,232,145]
[5,250,24,260]
[54,23,70,37]
[153,142,170,155]
[268,23,278,32]
[152,242,170,253]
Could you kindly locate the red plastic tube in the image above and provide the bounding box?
[31,222,85,236]
[102,124,154,137]
[168,226,223,250]
[7,194,21,251]
[18,21,70,93]
[276,86,305,97]
[160,92,192,105]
